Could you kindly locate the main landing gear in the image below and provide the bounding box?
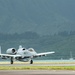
[30,59,33,64]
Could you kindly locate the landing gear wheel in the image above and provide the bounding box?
[11,57,13,64]
[30,59,33,64]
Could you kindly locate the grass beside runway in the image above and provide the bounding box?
[0,66,75,70]
[0,60,75,70]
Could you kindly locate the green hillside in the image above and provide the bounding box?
[0,32,75,59]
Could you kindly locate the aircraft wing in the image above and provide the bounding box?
[0,54,22,58]
[34,51,55,57]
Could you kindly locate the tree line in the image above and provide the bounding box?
[0,31,40,41]
[0,31,75,41]
[57,31,75,36]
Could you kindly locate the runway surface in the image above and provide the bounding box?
[0,70,75,75]
[0,62,75,66]
[1,63,75,66]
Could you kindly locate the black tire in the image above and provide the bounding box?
[30,59,33,64]
[11,57,13,64]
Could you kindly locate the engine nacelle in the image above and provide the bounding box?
[6,48,16,54]
[28,48,35,52]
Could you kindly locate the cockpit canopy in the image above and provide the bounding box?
[22,48,26,50]
[19,45,26,51]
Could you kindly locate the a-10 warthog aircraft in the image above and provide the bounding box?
[0,45,55,64]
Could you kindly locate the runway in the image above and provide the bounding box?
[0,70,75,75]
[1,63,75,66]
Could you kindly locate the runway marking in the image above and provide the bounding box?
[0,70,75,75]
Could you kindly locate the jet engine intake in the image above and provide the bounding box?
[6,48,16,54]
